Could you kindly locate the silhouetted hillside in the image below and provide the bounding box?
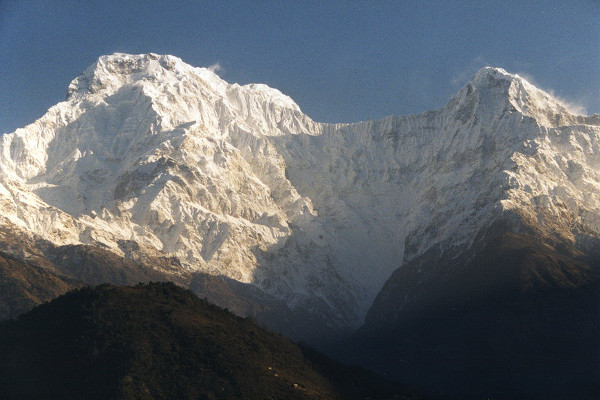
[348,226,600,400]
[0,282,432,400]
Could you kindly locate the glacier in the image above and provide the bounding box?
[0,53,599,330]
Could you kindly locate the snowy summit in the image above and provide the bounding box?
[0,53,599,332]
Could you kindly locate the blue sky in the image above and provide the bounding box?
[1,1,598,134]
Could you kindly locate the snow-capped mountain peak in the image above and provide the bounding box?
[0,56,598,332]
[66,53,302,117]
[67,53,221,99]
[451,66,587,128]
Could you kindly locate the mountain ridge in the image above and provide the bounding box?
[0,53,598,335]
[347,215,599,399]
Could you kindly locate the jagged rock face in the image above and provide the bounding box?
[0,54,599,332]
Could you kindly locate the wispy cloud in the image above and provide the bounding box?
[208,62,223,74]
[450,55,492,87]
[549,92,587,115]
[515,71,588,115]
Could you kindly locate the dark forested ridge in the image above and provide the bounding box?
[0,282,432,400]
[0,224,186,321]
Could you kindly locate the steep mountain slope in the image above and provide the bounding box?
[348,218,599,399]
[0,282,432,400]
[0,54,599,340]
[335,70,600,399]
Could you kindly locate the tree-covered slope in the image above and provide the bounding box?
[0,282,431,400]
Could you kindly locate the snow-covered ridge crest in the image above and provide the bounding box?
[66,52,302,113]
[458,66,592,127]
[0,54,598,331]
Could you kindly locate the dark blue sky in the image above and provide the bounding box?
[1,1,598,134]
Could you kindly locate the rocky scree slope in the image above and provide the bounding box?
[0,54,599,337]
